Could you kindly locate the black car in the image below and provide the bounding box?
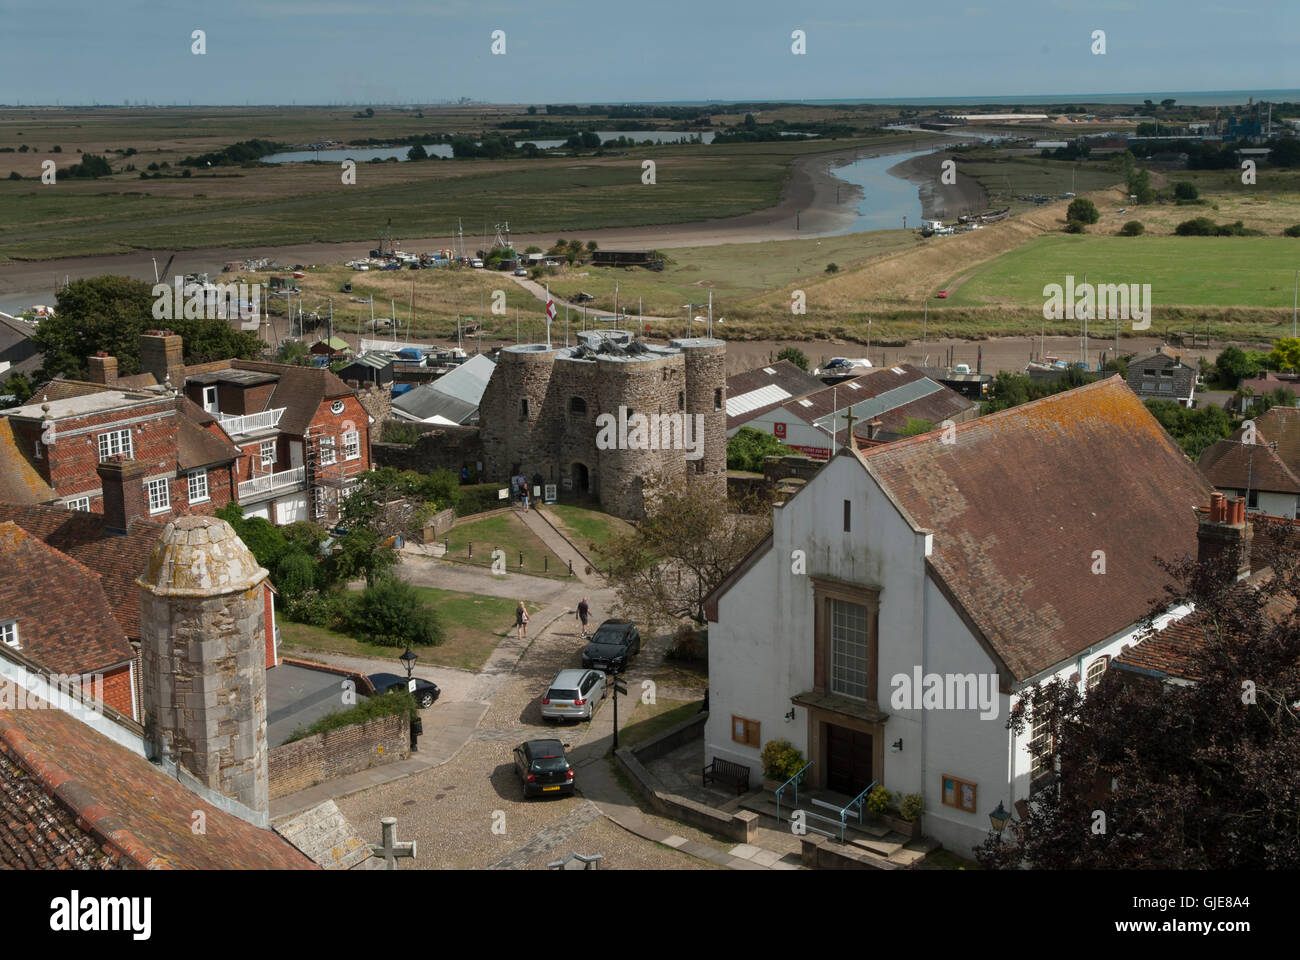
[513,739,575,798]
[367,672,441,708]
[581,619,641,672]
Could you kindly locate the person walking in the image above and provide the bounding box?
[515,601,530,641]
[576,596,591,639]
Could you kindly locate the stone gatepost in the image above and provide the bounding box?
[137,515,271,814]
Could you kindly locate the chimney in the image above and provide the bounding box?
[88,352,118,386]
[137,516,271,818]
[866,419,884,441]
[96,457,149,533]
[140,330,185,388]
[1197,492,1253,583]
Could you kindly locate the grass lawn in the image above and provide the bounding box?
[617,698,699,750]
[948,234,1300,309]
[278,586,527,671]
[543,502,634,569]
[922,848,981,870]
[653,657,709,693]
[443,510,572,580]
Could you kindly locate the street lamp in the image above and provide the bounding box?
[400,645,421,751]
[989,801,1011,835]
[400,645,418,682]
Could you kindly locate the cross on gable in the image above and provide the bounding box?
[368,816,416,869]
[840,406,860,446]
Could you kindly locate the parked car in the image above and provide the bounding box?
[470,258,484,268]
[367,672,440,708]
[581,619,641,672]
[514,739,575,798]
[936,289,948,299]
[541,669,607,722]
[569,291,595,303]
[514,267,528,276]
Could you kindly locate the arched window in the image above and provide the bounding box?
[1085,656,1109,691]
[569,396,587,415]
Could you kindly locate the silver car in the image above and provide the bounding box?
[541,668,606,722]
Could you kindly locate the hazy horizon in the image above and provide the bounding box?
[5,1,1295,106]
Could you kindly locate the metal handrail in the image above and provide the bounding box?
[238,464,305,499]
[774,760,813,824]
[846,779,880,824]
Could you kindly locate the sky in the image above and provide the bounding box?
[3,0,1297,106]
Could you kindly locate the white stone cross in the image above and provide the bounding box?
[369,817,416,869]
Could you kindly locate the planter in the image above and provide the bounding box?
[881,811,922,841]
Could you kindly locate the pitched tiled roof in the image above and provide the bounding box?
[1244,406,1300,473]
[0,418,55,505]
[175,398,240,469]
[0,702,317,870]
[229,361,354,435]
[0,749,131,869]
[1198,439,1300,495]
[28,374,159,403]
[1112,619,1209,681]
[0,504,165,643]
[861,376,1214,681]
[0,523,135,674]
[725,360,826,430]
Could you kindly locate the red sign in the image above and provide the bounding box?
[774,422,787,438]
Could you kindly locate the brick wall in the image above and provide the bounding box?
[372,426,485,474]
[99,662,136,720]
[268,712,409,800]
[309,394,372,479]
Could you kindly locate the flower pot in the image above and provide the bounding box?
[882,811,922,840]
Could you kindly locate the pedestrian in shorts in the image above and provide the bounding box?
[576,597,590,639]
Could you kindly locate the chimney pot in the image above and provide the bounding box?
[96,458,150,533]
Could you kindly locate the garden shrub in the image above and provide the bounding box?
[760,739,807,782]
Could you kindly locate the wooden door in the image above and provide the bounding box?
[826,724,873,796]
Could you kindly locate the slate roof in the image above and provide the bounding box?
[1125,347,1197,402]
[0,700,317,870]
[1198,439,1300,495]
[175,398,240,469]
[0,504,165,643]
[0,313,42,377]
[393,353,495,423]
[725,360,826,430]
[860,376,1214,681]
[29,374,158,402]
[0,523,136,674]
[1240,406,1300,472]
[0,418,55,505]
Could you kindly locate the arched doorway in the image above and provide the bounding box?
[572,462,590,494]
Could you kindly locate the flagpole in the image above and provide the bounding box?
[546,283,552,348]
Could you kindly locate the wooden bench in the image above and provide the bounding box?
[702,758,751,796]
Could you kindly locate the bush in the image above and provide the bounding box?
[898,792,924,821]
[727,425,790,472]
[825,262,839,273]
[6,171,19,181]
[776,346,808,370]
[381,420,424,444]
[759,739,807,782]
[283,689,416,743]
[453,481,506,517]
[1064,219,1085,234]
[865,784,891,815]
[1066,197,1099,224]
[1285,224,1300,238]
[1119,220,1145,236]
[274,545,319,599]
[1173,181,1199,200]
[664,626,706,661]
[344,578,445,647]
[283,589,349,628]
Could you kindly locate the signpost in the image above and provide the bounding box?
[608,672,629,751]
[544,484,557,504]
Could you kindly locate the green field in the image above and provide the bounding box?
[442,510,572,579]
[946,234,1300,309]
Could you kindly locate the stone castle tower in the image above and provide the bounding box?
[479,332,726,519]
[137,515,271,815]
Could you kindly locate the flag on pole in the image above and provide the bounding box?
[545,287,556,346]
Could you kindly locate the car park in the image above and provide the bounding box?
[581,619,641,672]
[541,669,606,722]
[367,672,440,708]
[513,739,575,798]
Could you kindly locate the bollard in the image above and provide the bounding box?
[444,539,449,555]
[544,556,548,573]
[568,559,573,577]
[519,551,524,568]
[468,540,472,559]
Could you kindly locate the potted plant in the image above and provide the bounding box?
[759,739,806,793]
[882,791,924,840]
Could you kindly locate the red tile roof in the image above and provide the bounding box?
[0,504,165,643]
[1241,405,1300,473]
[229,360,354,435]
[0,523,135,674]
[0,418,55,505]
[1198,439,1300,494]
[0,701,316,870]
[861,376,1214,680]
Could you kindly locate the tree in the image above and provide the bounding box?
[897,418,934,436]
[1267,337,1300,373]
[776,346,808,370]
[1066,198,1099,224]
[1119,220,1145,236]
[975,526,1300,869]
[406,144,428,161]
[1109,150,1135,181]
[1143,399,1233,457]
[331,469,435,586]
[727,426,790,472]
[825,262,840,272]
[604,472,772,632]
[585,241,598,253]
[6,171,19,181]
[276,340,310,365]
[1160,97,1176,109]
[2,371,33,404]
[344,577,444,647]
[33,275,261,380]
[1214,345,1258,387]
[1173,181,1199,200]
[1270,137,1300,168]
[1127,168,1154,203]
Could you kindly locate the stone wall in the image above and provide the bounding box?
[268,712,409,800]
[352,382,393,429]
[372,425,485,474]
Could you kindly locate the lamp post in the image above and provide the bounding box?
[400,645,421,750]
[989,801,1011,837]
